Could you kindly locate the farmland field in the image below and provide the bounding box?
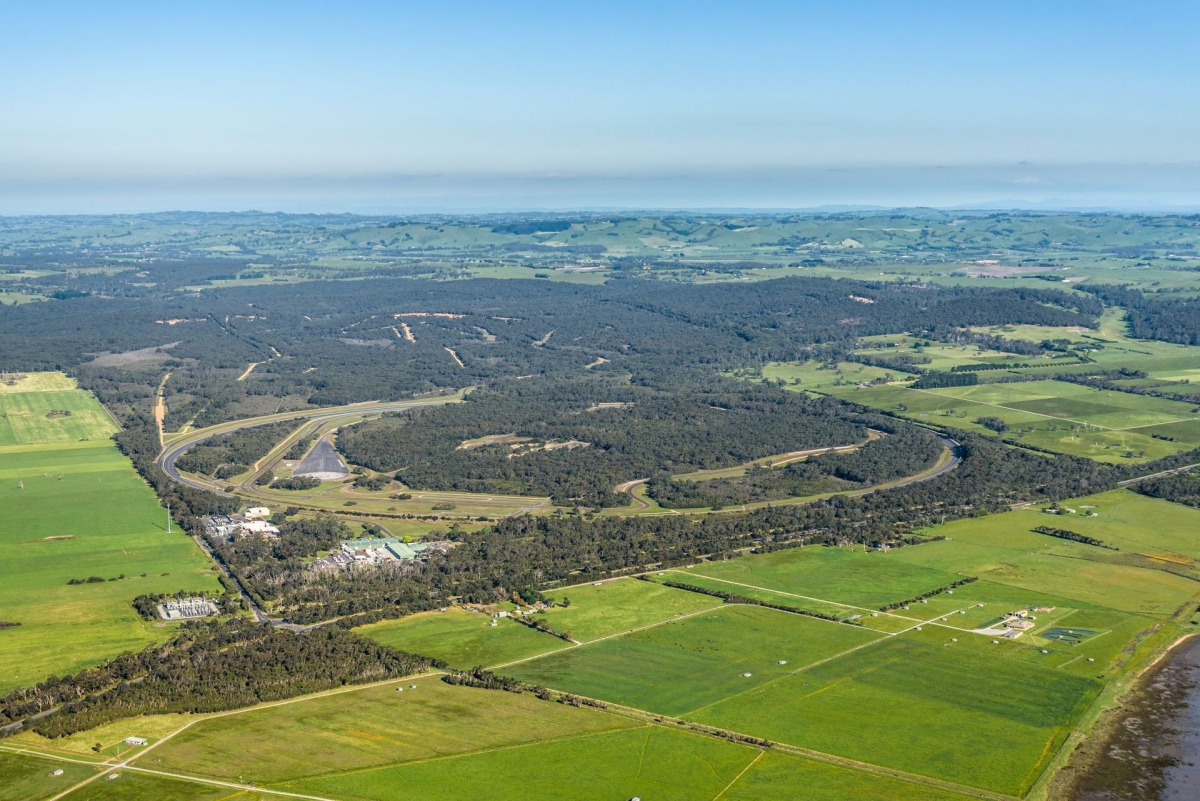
[818,379,1197,462]
[721,752,976,801]
[0,750,97,801]
[692,628,1103,796]
[358,607,568,668]
[0,375,221,692]
[502,604,881,716]
[286,724,756,801]
[148,678,635,784]
[537,577,725,642]
[0,372,117,445]
[677,546,963,609]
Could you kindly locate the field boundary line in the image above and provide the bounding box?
[712,750,763,800]
[121,765,344,801]
[545,692,1015,801]
[910,387,1109,430]
[487,605,727,670]
[282,722,649,784]
[912,386,1197,433]
[661,570,925,621]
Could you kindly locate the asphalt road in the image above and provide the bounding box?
[157,398,459,493]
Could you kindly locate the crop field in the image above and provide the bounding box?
[0,372,117,445]
[678,546,963,610]
[358,607,568,668]
[59,772,238,801]
[691,628,1102,796]
[149,678,635,784]
[503,604,881,716]
[286,724,756,801]
[0,376,221,693]
[537,577,724,642]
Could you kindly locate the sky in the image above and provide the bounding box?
[2,1,1199,213]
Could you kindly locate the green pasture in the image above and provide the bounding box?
[0,385,117,445]
[0,750,97,801]
[886,533,1197,617]
[855,335,1021,370]
[0,439,221,693]
[692,629,1103,796]
[653,572,868,621]
[357,607,568,668]
[503,605,881,716]
[11,713,197,760]
[149,677,634,784]
[883,503,1200,618]
[287,724,755,801]
[722,752,976,801]
[680,546,963,610]
[538,577,724,642]
[59,772,234,801]
[756,360,914,391]
[822,380,1194,462]
[925,380,1197,430]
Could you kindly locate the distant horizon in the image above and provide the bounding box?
[4,162,1200,217]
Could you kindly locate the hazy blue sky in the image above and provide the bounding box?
[2,1,1198,212]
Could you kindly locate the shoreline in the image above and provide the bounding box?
[1045,630,1200,799]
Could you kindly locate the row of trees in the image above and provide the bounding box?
[0,619,437,738]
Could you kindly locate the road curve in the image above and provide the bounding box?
[157,397,461,493]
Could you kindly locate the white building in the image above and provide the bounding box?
[244,507,271,519]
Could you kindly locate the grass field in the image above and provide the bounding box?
[59,772,236,801]
[0,375,221,693]
[678,546,964,610]
[0,373,117,445]
[691,628,1103,796]
[820,380,1196,462]
[285,724,756,801]
[0,750,97,801]
[537,577,725,642]
[722,752,976,801]
[756,360,915,392]
[358,607,569,668]
[148,678,635,785]
[503,604,881,716]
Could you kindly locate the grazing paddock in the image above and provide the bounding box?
[691,630,1102,796]
[147,678,635,784]
[0,751,98,801]
[0,440,221,693]
[286,724,756,801]
[721,752,976,801]
[0,386,118,445]
[681,546,962,610]
[358,607,568,668]
[538,577,724,642]
[502,604,881,717]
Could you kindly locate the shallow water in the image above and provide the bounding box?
[1069,635,1200,800]
[1163,638,1200,799]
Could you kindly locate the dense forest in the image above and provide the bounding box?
[0,272,1102,430]
[337,378,872,507]
[1133,473,1200,508]
[646,423,944,508]
[175,420,302,478]
[1079,284,1200,346]
[0,619,436,738]
[216,434,1200,624]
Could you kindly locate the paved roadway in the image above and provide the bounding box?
[157,397,460,493]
